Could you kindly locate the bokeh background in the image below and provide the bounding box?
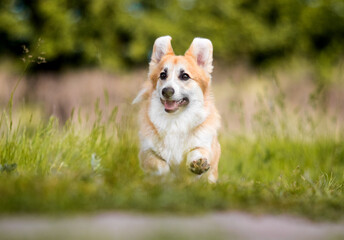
[1,0,344,128]
[2,2,344,235]
[1,0,344,70]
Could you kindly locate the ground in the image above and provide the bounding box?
[1,212,344,240]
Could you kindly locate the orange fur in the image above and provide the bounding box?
[149,55,210,93]
[139,149,169,174]
[135,36,221,182]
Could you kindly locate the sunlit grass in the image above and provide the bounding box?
[0,93,343,221]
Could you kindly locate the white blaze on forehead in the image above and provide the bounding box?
[158,63,180,97]
[168,66,180,93]
[157,61,204,103]
[169,66,176,83]
[170,66,182,98]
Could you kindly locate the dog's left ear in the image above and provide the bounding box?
[185,38,213,73]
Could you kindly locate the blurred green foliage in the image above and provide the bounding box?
[0,0,343,71]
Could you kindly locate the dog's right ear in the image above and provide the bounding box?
[150,36,174,64]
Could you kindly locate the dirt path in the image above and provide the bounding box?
[1,212,343,240]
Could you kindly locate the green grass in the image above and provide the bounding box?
[0,99,344,221]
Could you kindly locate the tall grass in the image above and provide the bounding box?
[0,100,343,220]
[0,64,344,220]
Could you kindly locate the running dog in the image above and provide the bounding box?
[133,36,221,182]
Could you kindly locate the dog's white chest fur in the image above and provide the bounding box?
[154,127,188,167]
[145,93,210,167]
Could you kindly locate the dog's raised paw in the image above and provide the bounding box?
[189,157,210,175]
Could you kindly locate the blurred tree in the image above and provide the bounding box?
[0,0,31,56]
[0,0,343,71]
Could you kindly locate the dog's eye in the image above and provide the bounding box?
[160,72,167,80]
[181,73,190,81]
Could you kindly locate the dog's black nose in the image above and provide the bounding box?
[162,87,174,98]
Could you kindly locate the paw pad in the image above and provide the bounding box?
[189,158,210,175]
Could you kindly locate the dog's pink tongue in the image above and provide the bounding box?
[164,100,178,111]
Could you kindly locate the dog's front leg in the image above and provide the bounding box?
[186,148,211,176]
[139,149,170,175]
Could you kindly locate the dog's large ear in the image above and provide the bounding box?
[151,36,174,64]
[185,37,213,73]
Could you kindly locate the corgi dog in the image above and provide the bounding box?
[133,36,221,183]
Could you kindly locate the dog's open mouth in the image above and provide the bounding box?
[160,97,189,113]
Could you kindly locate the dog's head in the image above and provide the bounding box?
[145,36,213,114]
